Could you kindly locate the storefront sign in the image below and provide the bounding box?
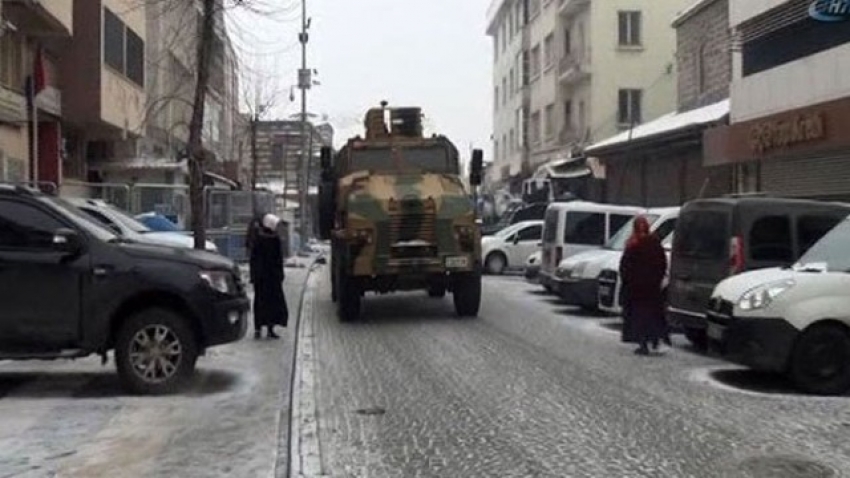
[809,0,850,22]
[748,113,825,155]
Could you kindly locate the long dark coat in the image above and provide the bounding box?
[620,234,668,344]
[248,221,288,328]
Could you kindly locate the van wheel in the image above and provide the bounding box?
[115,309,198,395]
[684,327,707,351]
[485,252,507,275]
[789,323,850,396]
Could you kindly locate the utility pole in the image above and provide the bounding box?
[250,112,259,211]
[298,0,310,249]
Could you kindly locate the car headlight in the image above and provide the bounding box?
[570,262,588,279]
[738,279,796,311]
[200,270,233,294]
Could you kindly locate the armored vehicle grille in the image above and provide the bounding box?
[389,212,436,243]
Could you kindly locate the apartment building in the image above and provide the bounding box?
[253,119,333,196]
[0,0,73,185]
[486,0,690,191]
[704,0,850,201]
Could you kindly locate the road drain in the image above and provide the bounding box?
[734,456,836,477]
[355,407,386,416]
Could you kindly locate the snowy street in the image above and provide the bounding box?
[294,267,850,478]
[0,259,313,478]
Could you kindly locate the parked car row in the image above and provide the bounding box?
[0,184,249,394]
[511,195,850,396]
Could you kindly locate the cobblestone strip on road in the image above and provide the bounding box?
[288,268,326,478]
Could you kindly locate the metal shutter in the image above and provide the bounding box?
[761,153,850,199]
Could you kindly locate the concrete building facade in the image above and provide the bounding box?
[486,0,691,193]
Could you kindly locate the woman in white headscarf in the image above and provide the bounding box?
[247,213,288,339]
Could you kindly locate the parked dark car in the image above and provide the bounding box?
[667,196,850,349]
[0,185,250,394]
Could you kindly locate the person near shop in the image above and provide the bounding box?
[619,215,670,355]
[247,213,288,339]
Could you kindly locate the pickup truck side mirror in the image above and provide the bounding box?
[53,228,83,254]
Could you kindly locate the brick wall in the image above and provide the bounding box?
[676,0,732,111]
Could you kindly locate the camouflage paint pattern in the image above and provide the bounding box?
[334,171,480,277]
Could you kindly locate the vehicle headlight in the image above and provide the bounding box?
[200,270,233,294]
[570,262,588,279]
[738,279,796,311]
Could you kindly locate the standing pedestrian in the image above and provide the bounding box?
[619,216,670,355]
[247,213,288,339]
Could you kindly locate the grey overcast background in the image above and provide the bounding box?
[231,0,493,162]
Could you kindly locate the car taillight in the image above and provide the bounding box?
[729,236,744,275]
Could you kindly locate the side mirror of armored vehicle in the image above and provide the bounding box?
[470,149,483,186]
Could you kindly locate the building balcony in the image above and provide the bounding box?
[3,0,73,37]
[558,54,591,84]
[559,0,590,17]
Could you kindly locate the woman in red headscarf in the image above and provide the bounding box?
[619,215,670,355]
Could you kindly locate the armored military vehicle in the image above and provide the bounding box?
[317,103,484,322]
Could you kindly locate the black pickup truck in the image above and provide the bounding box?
[0,185,250,394]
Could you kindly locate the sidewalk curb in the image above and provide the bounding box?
[275,254,324,478]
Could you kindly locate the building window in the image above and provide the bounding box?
[530,0,541,20]
[618,89,642,126]
[522,50,530,86]
[530,111,541,146]
[544,33,555,70]
[544,104,555,140]
[509,68,515,94]
[502,134,507,162]
[494,139,500,162]
[494,86,499,111]
[515,1,524,31]
[564,28,572,56]
[0,30,25,91]
[618,11,642,47]
[530,45,541,79]
[564,101,573,130]
[578,100,586,135]
[103,8,145,87]
[509,128,515,152]
[697,42,708,93]
[502,76,507,105]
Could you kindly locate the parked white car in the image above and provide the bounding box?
[67,198,219,253]
[597,232,675,315]
[481,220,543,274]
[553,207,679,311]
[705,215,850,395]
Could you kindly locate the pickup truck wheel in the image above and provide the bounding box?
[115,309,198,395]
[338,273,361,322]
[789,323,850,396]
[453,271,482,317]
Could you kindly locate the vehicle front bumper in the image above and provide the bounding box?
[204,296,251,347]
[706,312,798,373]
[557,277,598,308]
[667,306,708,330]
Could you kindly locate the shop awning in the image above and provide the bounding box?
[585,99,730,155]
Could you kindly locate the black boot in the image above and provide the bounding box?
[267,327,280,339]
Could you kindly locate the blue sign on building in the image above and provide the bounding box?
[809,0,850,22]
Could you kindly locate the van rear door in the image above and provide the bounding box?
[668,204,732,327]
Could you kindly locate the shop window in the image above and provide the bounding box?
[749,215,793,262]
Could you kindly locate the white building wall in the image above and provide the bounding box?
[527,0,560,166]
[729,1,850,122]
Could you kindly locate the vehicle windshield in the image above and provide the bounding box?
[40,196,117,242]
[494,221,533,238]
[349,146,455,174]
[604,214,660,250]
[796,217,850,272]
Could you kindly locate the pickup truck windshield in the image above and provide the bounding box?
[349,146,454,174]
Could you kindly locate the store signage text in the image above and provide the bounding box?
[809,0,850,22]
[748,113,825,154]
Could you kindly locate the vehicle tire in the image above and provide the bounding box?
[453,271,482,317]
[485,252,507,275]
[338,272,361,322]
[789,323,850,396]
[114,308,198,395]
[428,284,446,298]
[683,327,707,351]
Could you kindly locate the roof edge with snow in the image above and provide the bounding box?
[584,99,730,155]
[672,0,723,28]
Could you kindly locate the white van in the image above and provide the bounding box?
[706,215,850,395]
[539,201,645,293]
[553,207,679,311]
